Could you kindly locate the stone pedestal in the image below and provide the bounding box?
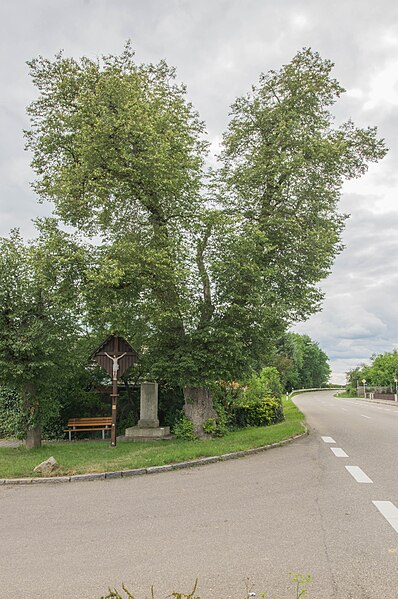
[138,382,159,428]
[124,382,172,441]
[123,426,171,440]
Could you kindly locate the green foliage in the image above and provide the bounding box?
[0,226,89,444]
[232,396,283,428]
[172,414,196,439]
[273,333,331,391]
[245,367,283,401]
[202,412,228,437]
[346,350,398,390]
[24,45,386,396]
[290,573,313,599]
[202,418,217,434]
[335,390,357,398]
[0,387,25,439]
[223,368,285,428]
[16,44,386,437]
[220,49,386,329]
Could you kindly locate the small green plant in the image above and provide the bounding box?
[289,573,312,598]
[172,414,196,439]
[202,417,217,434]
[170,578,201,599]
[202,406,228,437]
[101,584,136,599]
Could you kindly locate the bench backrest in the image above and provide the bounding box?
[67,417,112,427]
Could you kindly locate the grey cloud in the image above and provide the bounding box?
[295,198,398,381]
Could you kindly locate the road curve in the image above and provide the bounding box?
[2,390,398,599]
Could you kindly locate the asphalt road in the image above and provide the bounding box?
[2,391,398,599]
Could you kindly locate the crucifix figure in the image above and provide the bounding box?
[104,352,127,380]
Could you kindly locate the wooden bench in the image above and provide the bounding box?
[64,417,113,441]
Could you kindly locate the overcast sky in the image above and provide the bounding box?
[1,0,398,383]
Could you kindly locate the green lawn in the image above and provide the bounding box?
[0,401,305,479]
[334,391,358,398]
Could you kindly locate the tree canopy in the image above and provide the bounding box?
[272,332,331,391]
[219,48,386,323]
[347,350,398,390]
[10,44,388,436]
[0,224,88,445]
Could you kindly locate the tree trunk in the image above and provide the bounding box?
[23,382,42,449]
[26,426,42,449]
[183,387,217,438]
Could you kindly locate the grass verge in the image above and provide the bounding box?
[0,401,305,479]
[334,391,359,398]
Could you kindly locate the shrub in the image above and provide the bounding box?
[172,413,196,439]
[245,367,283,401]
[202,412,227,437]
[0,386,25,439]
[236,367,285,427]
[204,392,229,436]
[232,396,283,428]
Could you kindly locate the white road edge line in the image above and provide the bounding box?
[372,501,398,533]
[345,466,373,483]
[321,436,336,443]
[361,415,371,419]
[331,447,348,458]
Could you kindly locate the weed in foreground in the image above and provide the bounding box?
[100,573,313,599]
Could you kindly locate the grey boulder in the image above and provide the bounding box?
[33,456,59,474]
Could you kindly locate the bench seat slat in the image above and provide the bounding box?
[66,420,111,425]
[66,423,112,427]
[65,425,111,428]
[64,427,111,432]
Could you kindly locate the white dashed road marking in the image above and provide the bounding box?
[361,415,371,419]
[331,447,348,457]
[321,436,336,443]
[373,501,398,534]
[345,466,373,483]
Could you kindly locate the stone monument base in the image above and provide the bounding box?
[123,425,172,441]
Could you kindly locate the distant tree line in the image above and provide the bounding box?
[272,333,331,392]
[347,350,398,394]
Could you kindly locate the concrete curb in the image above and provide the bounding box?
[0,429,308,486]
